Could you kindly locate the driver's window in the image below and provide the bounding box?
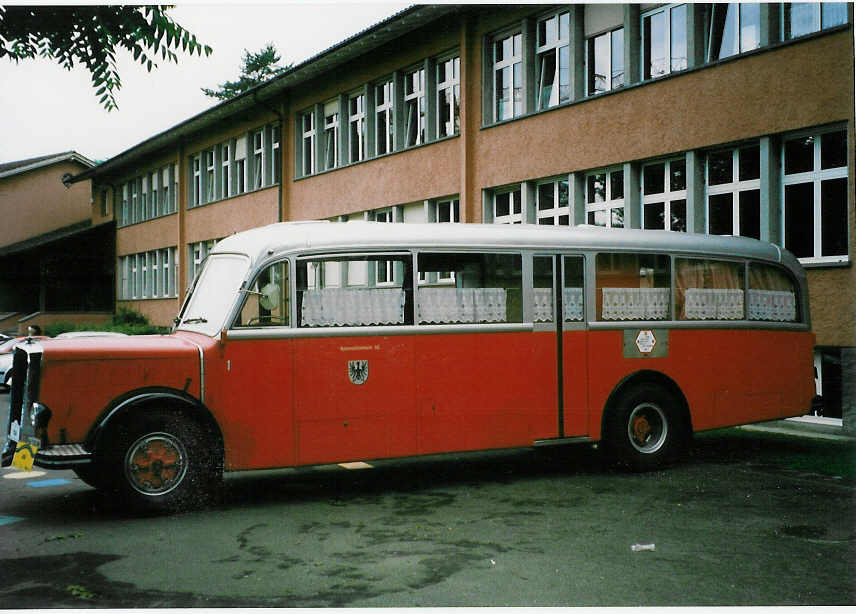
[234,261,290,327]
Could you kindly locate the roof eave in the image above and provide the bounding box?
[0,152,95,181]
[68,4,460,185]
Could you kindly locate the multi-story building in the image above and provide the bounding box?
[69,3,854,424]
[0,151,115,334]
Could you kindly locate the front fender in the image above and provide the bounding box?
[87,387,222,458]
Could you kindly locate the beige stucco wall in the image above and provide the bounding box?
[0,160,93,248]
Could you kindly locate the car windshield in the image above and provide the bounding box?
[176,254,251,337]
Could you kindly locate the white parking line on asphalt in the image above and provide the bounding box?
[338,462,373,470]
[3,469,47,479]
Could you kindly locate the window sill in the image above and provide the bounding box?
[800,257,851,270]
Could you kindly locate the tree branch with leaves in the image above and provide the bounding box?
[0,5,212,111]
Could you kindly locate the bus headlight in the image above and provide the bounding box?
[30,402,52,446]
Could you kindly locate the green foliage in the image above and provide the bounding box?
[202,42,289,101]
[43,309,168,337]
[0,5,212,111]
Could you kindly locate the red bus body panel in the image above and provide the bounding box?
[39,334,204,444]
[37,326,815,473]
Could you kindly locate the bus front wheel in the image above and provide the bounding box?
[103,410,219,513]
[603,383,687,471]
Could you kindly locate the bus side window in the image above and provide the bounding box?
[296,254,413,327]
[596,253,671,321]
[417,252,523,324]
[748,263,799,322]
[563,256,585,322]
[234,261,290,327]
[675,258,745,320]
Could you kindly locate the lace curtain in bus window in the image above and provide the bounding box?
[417,252,522,324]
[596,253,670,321]
[748,264,798,322]
[675,258,744,320]
[296,255,413,327]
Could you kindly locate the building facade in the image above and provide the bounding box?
[0,151,115,334]
[70,3,855,423]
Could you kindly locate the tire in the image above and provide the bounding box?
[73,463,110,489]
[602,382,688,472]
[102,410,220,513]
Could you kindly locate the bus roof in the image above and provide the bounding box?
[212,221,796,270]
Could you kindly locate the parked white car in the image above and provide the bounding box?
[0,351,13,388]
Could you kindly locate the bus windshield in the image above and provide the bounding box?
[176,254,250,336]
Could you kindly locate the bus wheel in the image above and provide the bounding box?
[104,411,218,513]
[73,463,110,489]
[604,383,686,472]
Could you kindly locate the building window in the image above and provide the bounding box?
[708,3,760,61]
[270,125,281,184]
[643,4,687,79]
[493,187,523,224]
[706,144,760,239]
[235,136,247,193]
[436,198,460,224]
[493,31,523,122]
[220,141,232,198]
[349,93,366,163]
[149,171,158,218]
[373,209,396,285]
[252,129,264,189]
[536,179,570,225]
[783,128,849,263]
[121,184,129,226]
[587,27,624,96]
[586,169,625,227]
[205,149,215,202]
[404,67,425,147]
[172,164,178,213]
[130,179,139,223]
[140,176,148,221]
[642,158,687,232]
[323,101,339,170]
[375,80,394,156]
[536,11,570,109]
[191,155,201,207]
[119,247,177,300]
[301,111,315,176]
[784,2,848,39]
[437,55,460,137]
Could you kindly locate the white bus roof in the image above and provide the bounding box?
[212,221,797,271]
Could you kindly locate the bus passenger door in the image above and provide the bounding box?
[534,255,588,438]
[560,255,589,436]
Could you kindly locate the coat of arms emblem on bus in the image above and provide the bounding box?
[348,360,369,385]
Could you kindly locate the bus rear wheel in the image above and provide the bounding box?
[603,382,687,472]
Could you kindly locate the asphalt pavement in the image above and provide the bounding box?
[1,390,854,607]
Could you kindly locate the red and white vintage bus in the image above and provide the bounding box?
[3,222,815,512]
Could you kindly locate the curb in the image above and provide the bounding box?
[740,419,856,443]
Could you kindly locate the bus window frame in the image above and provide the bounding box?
[224,245,809,340]
[584,250,808,331]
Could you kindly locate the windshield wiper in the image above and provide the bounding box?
[182,316,208,325]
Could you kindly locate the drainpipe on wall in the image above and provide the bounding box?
[252,92,285,222]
